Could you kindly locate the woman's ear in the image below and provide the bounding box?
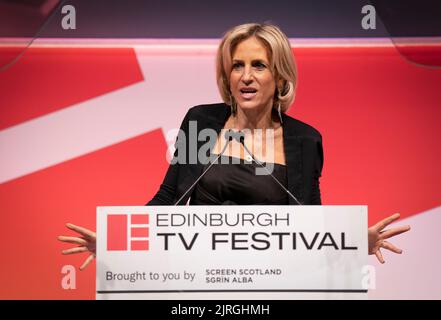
[277,79,285,94]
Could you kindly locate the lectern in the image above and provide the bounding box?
[96,205,368,299]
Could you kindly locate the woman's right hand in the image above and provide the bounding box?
[58,223,96,271]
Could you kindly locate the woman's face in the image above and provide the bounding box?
[230,36,276,114]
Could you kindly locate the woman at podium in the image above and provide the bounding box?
[58,23,410,270]
[148,23,321,207]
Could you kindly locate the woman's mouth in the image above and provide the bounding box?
[240,87,257,99]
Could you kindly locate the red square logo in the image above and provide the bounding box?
[107,214,149,251]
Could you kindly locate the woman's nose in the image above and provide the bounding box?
[241,66,253,83]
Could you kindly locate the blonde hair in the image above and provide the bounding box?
[216,23,298,113]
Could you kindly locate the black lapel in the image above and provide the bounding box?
[179,104,231,204]
[282,113,304,205]
[195,103,231,160]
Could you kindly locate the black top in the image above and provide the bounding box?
[146,103,323,206]
[190,155,289,205]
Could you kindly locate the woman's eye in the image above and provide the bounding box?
[232,63,243,70]
[254,62,266,69]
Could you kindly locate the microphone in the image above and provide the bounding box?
[233,131,303,205]
[173,129,234,205]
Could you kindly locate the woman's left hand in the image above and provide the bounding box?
[368,213,411,264]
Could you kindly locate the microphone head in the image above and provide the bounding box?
[225,129,245,143]
[224,129,234,141]
[238,132,245,143]
[233,130,245,144]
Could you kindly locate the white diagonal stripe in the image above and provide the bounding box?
[0,47,219,184]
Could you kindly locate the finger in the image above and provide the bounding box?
[58,236,88,246]
[62,246,88,255]
[380,225,411,239]
[381,241,403,254]
[373,213,401,231]
[375,249,385,264]
[79,254,95,271]
[66,223,96,238]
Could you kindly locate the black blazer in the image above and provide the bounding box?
[147,103,324,205]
